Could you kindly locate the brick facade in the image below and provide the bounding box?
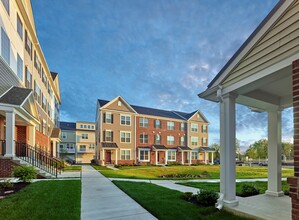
[15,126,27,143]
[0,158,18,177]
[35,130,50,151]
[289,59,299,220]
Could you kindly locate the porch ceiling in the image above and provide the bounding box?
[0,110,35,126]
[235,65,292,111]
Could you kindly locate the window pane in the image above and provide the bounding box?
[17,14,23,39]
[1,0,9,14]
[1,28,10,65]
[17,54,23,81]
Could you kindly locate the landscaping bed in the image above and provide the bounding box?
[113,180,250,220]
[0,182,29,199]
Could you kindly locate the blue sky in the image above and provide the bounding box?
[31,0,293,151]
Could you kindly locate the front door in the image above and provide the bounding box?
[105,150,111,164]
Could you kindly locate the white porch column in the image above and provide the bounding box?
[5,110,15,157]
[204,152,207,164]
[155,151,158,165]
[115,149,118,165]
[27,126,36,147]
[102,149,105,165]
[189,152,191,165]
[181,152,184,164]
[266,109,284,196]
[165,151,168,165]
[211,152,214,165]
[220,93,238,207]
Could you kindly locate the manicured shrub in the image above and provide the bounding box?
[237,184,259,197]
[196,189,219,206]
[200,171,210,178]
[0,180,13,190]
[13,166,37,182]
[181,192,194,201]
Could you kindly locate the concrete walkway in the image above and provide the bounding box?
[81,165,157,220]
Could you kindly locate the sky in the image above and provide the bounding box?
[31,0,293,151]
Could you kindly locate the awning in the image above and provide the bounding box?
[137,146,151,150]
[152,145,168,151]
[177,146,192,151]
[198,147,215,152]
[101,142,118,148]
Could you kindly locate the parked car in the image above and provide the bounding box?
[214,159,220,164]
[258,162,268,166]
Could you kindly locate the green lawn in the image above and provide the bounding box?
[0,180,81,220]
[92,164,294,180]
[177,181,290,195]
[113,181,250,220]
[63,165,82,171]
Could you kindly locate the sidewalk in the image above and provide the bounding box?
[81,165,157,220]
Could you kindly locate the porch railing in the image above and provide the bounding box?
[14,141,62,178]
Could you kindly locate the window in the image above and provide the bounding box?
[202,125,207,133]
[139,149,150,161]
[61,132,67,139]
[25,30,32,58]
[17,54,23,81]
[121,150,131,160]
[155,134,160,144]
[191,123,198,132]
[1,0,9,14]
[155,120,161,129]
[120,131,131,143]
[180,136,185,146]
[34,51,41,75]
[104,130,113,142]
[91,125,94,129]
[17,14,23,39]
[25,67,32,89]
[167,122,174,130]
[105,113,113,123]
[191,152,198,160]
[42,69,47,86]
[80,145,86,151]
[34,81,41,103]
[88,125,90,129]
[42,93,47,111]
[1,28,10,65]
[80,125,83,128]
[82,134,88,139]
[47,102,51,117]
[167,136,174,145]
[167,151,176,161]
[121,115,131,126]
[89,144,95,149]
[84,125,87,128]
[202,137,207,146]
[59,144,63,149]
[139,133,148,144]
[42,121,46,135]
[180,123,185,131]
[139,118,148,128]
[191,137,198,146]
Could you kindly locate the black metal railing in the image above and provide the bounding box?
[15,141,62,178]
[0,140,5,156]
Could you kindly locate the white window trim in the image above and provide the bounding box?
[120,149,131,160]
[139,149,150,162]
[191,151,198,160]
[167,135,175,145]
[191,123,198,132]
[140,133,149,144]
[191,136,198,146]
[139,118,148,127]
[105,112,112,124]
[120,131,131,143]
[167,150,176,161]
[105,130,113,142]
[120,114,131,126]
[167,121,175,130]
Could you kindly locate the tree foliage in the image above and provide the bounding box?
[209,143,220,160]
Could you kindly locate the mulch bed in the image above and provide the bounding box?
[0,182,29,199]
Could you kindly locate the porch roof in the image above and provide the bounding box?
[198,147,215,152]
[152,145,168,151]
[101,142,118,148]
[177,146,192,151]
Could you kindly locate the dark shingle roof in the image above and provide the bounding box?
[137,146,151,149]
[178,146,192,151]
[199,147,215,152]
[152,145,168,150]
[101,143,118,148]
[51,128,61,138]
[98,99,195,120]
[59,121,76,131]
[50,72,58,80]
[0,87,32,106]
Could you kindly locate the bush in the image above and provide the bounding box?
[237,184,259,197]
[196,189,219,206]
[181,192,194,201]
[13,166,37,182]
[200,171,210,178]
[0,180,13,190]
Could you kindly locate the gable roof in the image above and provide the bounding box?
[206,0,286,89]
[0,87,32,106]
[50,72,58,80]
[97,98,201,121]
[59,121,76,131]
[51,128,61,139]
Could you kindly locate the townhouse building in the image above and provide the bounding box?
[0,0,61,177]
[95,96,213,166]
[59,121,95,164]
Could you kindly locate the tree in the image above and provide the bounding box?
[236,139,241,160]
[209,143,220,160]
[245,139,268,159]
[282,142,293,160]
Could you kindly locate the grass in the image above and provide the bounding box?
[0,180,81,220]
[63,165,82,171]
[177,181,290,195]
[113,181,250,220]
[92,164,294,180]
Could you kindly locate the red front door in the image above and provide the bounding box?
[105,150,111,164]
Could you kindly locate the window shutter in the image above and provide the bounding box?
[111,114,114,124]
[103,131,106,141]
[111,131,113,142]
[103,113,106,123]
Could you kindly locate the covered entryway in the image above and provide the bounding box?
[100,143,118,165]
[177,146,192,165]
[199,0,299,218]
[152,145,168,165]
